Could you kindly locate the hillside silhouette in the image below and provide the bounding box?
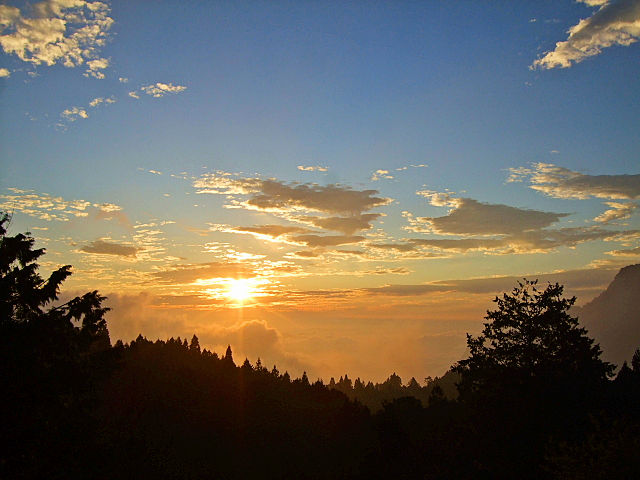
[575,263,640,368]
[2,214,640,479]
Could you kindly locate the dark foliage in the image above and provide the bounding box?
[2,216,639,479]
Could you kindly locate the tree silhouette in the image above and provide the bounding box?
[455,279,614,399]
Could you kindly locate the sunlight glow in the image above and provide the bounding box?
[227,278,254,302]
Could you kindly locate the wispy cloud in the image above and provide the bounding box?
[508,163,640,200]
[531,0,640,69]
[0,0,113,77]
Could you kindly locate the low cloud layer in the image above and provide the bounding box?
[532,0,640,69]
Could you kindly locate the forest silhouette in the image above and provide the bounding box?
[2,212,639,479]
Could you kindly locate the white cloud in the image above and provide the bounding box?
[0,0,113,75]
[118,76,128,83]
[508,163,640,200]
[140,82,187,98]
[61,106,88,121]
[532,0,640,69]
[0,67,10,77]
[128,91,140,99]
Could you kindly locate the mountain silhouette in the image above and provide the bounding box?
[575,264,640,368]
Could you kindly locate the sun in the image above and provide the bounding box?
[226,278,254,302]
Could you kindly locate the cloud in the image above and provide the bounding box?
[416,190,459,207]
[371,169,394,181]
[606,246,640,256]
[298,165,328,172]
[532,0,640,69]
[364,265,620,298]
[128,91,140,99]
[0,188,123,222]
[291,234,365,248]
[88,96,115,107]
[80,239,138,257]
[301,213,382,235]
[0,67,10,77]
[407,197,569,236]
[230,225,309,240]
[0,0,113,75]
[61,106,88,121]
[195,172,391,216]
[151,262,257,285]
[84,57,108,78]
[594,201,638,223]
[508,163,640,200]
[140,82,187,97]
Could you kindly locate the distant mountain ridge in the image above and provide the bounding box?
[574,264,640,368]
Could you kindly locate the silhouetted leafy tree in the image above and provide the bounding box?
[455,279,613,400]
[0,213,112,478]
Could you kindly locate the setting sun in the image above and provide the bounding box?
[226,279,255,302]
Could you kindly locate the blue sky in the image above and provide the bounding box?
[1,0,639,381]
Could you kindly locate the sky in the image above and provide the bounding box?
[1,0,639,382]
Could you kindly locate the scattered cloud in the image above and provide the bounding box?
[80,239,138,257]
[0,0,113,76]
[61,106,88,121]
[140,82,187,97]
[118,76,128,83]
[531,0,640,69]
[298,165,328,172]
[508,163,640,200]
[0,67,10,77]
[128,91,140,99]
